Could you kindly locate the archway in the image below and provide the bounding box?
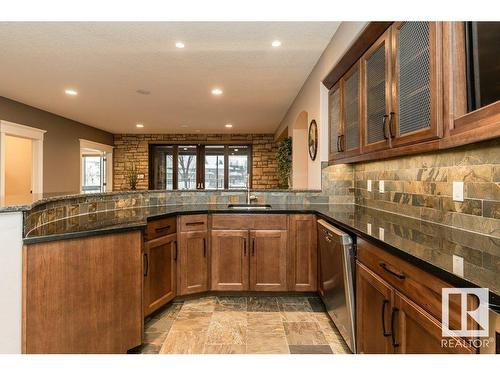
[291,111,309,189]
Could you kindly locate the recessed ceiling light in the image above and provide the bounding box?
[175,42,185,49]
[234,149,239,152]
[225,124,233,128]
[136,123,144,128]
[211,88,223,96]
[65,89,78,96]
[271,40,282,47]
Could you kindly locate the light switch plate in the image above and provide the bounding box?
[452,254,464,277]
[379,227,385,241]
[367,223,372,235]
[379,180,385,193]
[453,181,464,202]
[137,173,145,179]
[367,180,372,192]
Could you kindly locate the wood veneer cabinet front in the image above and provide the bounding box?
[22,231,142,354]
[178,230,209,295]
[143,233,177,317]
[288,215,317,291]
[211,230,249,291]
[356,238,477,354]
[250,230,288,291]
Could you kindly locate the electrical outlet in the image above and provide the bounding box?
[367,180,372,192]
[379,180,385,193]
[453,181,464,202]
[452,255,464,277]
[379,227,385,241]
[367,223,372,235]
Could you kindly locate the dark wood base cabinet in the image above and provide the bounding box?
[356,239,477,354]
[23,232,143,354]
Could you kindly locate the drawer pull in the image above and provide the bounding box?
[186,221,205,226]
[143,253,149,277]
[203,238,207,257]
[379,262,405,280]
[381,299,391,337]
[154,225,171,233]
[174,240,178,261]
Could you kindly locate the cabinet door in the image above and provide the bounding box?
[328,83,343,161]
[144,233,177,316]
[362,29,392,153]
[178,231,208,295]
[391,22,442,147]
[339,62,362,158]
[249,230,287,291]
[288,215,317,291]
[356,262,394,354]
[393,292,475,354]
[211,230,249,291]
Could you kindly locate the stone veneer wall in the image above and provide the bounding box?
[322,138,500,237]
[113,134,279,190]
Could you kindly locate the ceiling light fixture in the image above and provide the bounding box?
[136,123,144,128]
[211,88,223,96]
[271,40,282,47]
[65,89,78,96]
[175,42,185,49]
[225,124,233,128]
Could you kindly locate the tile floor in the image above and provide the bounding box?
[135,295,351,354]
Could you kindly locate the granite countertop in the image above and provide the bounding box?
[23,203,500,306]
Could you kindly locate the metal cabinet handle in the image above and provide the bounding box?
[383,114,390,140]
[143,253,149,277]
[336,135,341,152]
[339,134,345,152]
[388,112,395,138]
[154,225,171,233]
[379,262,405,280]
[174,240,178,261]
[243,238,247,256]
[382,299,391,337]
[391,307,400,348]
[203,238,207,257]
[252,238,255,256]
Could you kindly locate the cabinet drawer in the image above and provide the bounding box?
[180,214,208,232]
[357,238,474,331]
[145,216,177,241]
[211,214,287,230]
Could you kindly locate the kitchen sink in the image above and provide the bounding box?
[227,204,272,210]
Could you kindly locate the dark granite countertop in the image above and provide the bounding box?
[23,203,499,306]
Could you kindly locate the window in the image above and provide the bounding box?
[149,144,251,190]
[82,154,104,193]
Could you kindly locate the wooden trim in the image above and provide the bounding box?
[323,22,393,89]
[21,245,28,354]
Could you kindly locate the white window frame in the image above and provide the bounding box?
[79,139,113,193]
[0,120,46,198]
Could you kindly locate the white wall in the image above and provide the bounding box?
[0,212,23,353]
[276,22,368,189]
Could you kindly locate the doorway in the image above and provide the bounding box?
[79,139,113,193]
[0,120,45,204]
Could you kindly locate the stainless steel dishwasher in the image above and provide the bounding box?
[317,219,356,353]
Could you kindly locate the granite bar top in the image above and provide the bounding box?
[0,189,323,212]
[23,203,499,306]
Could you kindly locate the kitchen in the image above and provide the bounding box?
[0,2,499,369]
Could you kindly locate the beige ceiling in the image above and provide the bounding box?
[0,22,339,134]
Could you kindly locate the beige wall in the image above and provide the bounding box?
[276,22,368,189]
[0,96,114,194]
[291,111,309,188]
[5,135,32,197]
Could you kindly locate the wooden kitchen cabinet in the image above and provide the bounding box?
[178,230,209,295]
[361,28,392,153]
[340,62,362,158]
[328,82,343,161]
[390,21,443,147]
[356,262,394,354]
[143,233,177,317]
[393,292,475,354]
[249,230,287,291]
[211,230,249,291]
[288,215,317,291]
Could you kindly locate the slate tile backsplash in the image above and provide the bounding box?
[325,138,499,237]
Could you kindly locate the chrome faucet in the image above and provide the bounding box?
[247,174,256,204]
